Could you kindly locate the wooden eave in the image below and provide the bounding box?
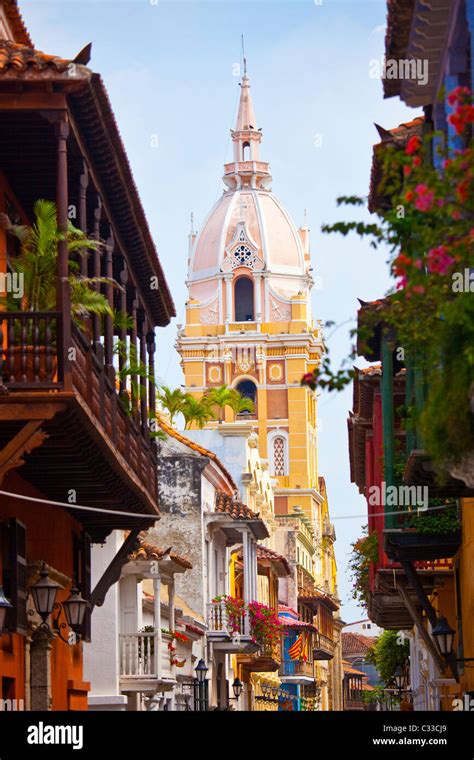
[0,392,159,541]
[0,58,175,327]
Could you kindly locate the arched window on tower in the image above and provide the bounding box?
[234,277,254,322]
[242,141,250,161]
[236,379,257,417]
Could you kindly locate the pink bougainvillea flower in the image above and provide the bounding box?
[426,246,455,275]
[414,184,435,211]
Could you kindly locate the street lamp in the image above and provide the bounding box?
[432,617,455,658]
[0,586,12,634]
[30,564,60,628]
[193,659,209,712]
[394,665,407,693]
[232,678,243,700]
[62,587,88,632]
[195,659,208,683]
[431,616,474,666]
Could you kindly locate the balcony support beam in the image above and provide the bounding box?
[90,528,141,611]
[397,578,446,673]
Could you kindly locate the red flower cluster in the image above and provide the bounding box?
[248,600,282,648]
[447,86,474,135]
[414,183,435,212]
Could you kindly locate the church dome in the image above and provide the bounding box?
[187,70,310,302]
[189,188,305,282]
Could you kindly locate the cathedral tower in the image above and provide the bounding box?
[177,68,324,524]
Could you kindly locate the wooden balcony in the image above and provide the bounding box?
[369,564,452,630]
[384,527,462,563]
[0,313,159,542]
[238,641,281,673]
[279,659,315,683]
[312,632,335,661]
[119,632,175,692]
[206,600,258,654]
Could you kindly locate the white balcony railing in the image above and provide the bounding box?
[120,632,156,678]
[206,600,249,637]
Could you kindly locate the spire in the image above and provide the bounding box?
[223,54,272,192]
[235,71,257,132]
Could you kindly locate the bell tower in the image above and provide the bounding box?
[177,69,324,523]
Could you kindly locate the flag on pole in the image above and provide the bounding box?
[288,634,304,660]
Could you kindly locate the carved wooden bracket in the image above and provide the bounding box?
[90,528,141,611]
[0,420,48,484]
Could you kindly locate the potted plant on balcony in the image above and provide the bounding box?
[211,595,246,635]
[0,199,113,381]
[247,601,282,657]
[385,501,462,561]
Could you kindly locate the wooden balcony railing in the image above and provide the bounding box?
[313,632,335,660]
[0,312,157,494]
[0,311,61,388]
[279,659,314,678]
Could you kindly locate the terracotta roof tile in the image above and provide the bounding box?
[342,659,367,677]
[0,40,72,73]
[3,1,33,47]
[256,545,290,575]
[369,117,424,213]
[215,490,259,521]
[342,631,377,657]
[128,532,192,569]
[159,418,237,491]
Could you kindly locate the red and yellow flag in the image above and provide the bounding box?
[288,634,304,660]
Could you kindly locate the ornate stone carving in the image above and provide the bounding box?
[270,296,291,321]
[200,299,219,324]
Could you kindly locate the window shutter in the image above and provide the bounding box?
[3,519,28,635]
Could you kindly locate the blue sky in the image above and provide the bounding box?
[23,0,420,622]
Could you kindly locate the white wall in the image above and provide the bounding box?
[83,531,127,710]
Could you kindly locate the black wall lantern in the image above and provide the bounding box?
[30,563,87,641]
[30,564,60,629]
[432,616,474,665]
[232,677,243,700]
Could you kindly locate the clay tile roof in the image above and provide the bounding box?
[342,659,367,677]
[369,117,424,213]
[128,532,192,570]
[158,418,237,491]
[278,604,299,617]
[256,545,291,575]
[342,631,377,657]
[0,39,73,73]
[215,490,259,521]
[2,0,33,47]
